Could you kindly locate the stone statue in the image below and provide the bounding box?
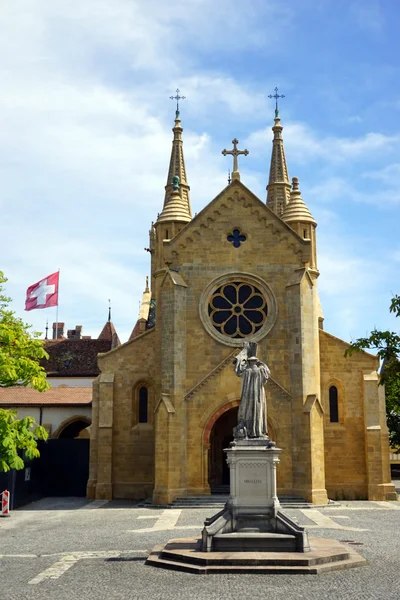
[233,341,270,439]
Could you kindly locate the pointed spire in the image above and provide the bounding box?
[266,111,291,217]
[157,108,192,224]
[282,177,316,225]
[129,277,152,340]
[98,302,120,347]
[45,319,48,340]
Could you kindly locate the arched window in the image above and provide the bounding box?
[329,386,339,423]
[138,386,148,423]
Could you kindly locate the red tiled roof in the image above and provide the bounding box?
[42,338,112,376]
[0,386,92,405]
[98,320,115,341]
[129,319,141,341]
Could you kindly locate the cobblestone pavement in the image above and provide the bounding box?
[1,495,400,600]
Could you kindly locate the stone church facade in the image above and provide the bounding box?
[87,107,396,505]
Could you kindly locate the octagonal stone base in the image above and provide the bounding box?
[146,537,367,574]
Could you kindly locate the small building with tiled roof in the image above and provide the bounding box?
[0,316,121,505]
[0,316,120,439]
[0,386,92,439]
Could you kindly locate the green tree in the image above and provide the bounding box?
[345,295,400,449]
[0,271,49,390]
[0,409,48,472]
[0,271,49,471]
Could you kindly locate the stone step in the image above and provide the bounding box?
[160,546,350,567]
[170,496,311,509]
[171,496,308,503]
[145,538,367,574]
[138,496,314,509]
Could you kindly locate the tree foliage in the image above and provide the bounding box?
[0,271,49,391]
[0,409,48,472]
[0,271,50,471]
[345,295,400,448]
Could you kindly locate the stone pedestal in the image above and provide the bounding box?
[147,438,367,574]
[201,439,309,553]
[226,439,281,518]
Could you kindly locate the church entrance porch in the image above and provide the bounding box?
[205,401,279,496]
[208,406,238,493]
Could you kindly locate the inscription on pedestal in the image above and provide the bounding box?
[238,463,267,498]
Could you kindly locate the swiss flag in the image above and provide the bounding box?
[25,272,59,311]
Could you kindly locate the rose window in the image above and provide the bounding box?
[208,282,268,338]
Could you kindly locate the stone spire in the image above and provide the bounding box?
[98,302,121,349]
[157,111,192,224]
[266,111,291,217]
[282,177,316,226]
[129,276,152,340]
[283,177,317,270]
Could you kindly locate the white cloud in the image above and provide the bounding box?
[317,236,398,341]
[246,121,400,164]
[363,163,400,183]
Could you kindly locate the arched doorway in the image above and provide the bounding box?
[38,416,91,497]
[57,417,91,439]
[206,405,278,494]
[208,406,238,492]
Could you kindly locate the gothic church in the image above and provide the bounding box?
[87,106,396,504]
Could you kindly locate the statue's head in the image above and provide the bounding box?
[172,175,180,190]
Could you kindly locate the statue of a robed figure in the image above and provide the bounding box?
[233,341,270,440]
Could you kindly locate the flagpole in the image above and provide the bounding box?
[55,269,60,339]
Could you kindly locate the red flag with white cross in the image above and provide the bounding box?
[25,272,59,311]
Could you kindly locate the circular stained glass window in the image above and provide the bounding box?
[199,273,277,347]
[208,282,268,338]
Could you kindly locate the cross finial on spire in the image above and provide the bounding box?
[222,138,249,181]
[228,170,231,185]
[108,299,111,322]
[45,318,48,340]
[170,88,186,117]
[268,86,285,117]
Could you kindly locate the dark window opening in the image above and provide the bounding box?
[227,229,246,248]
[138,386,148,423]
[329,386,339,423]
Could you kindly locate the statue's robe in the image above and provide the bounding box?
[235,355,270,438]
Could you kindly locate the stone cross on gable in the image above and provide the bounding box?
[222,139,249,181]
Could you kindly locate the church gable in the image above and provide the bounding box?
[164,180,311,267]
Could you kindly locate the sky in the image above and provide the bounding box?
[1,0,399,344]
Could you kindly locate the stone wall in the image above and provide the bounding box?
[87,328,157,500]
[319,330,396,501]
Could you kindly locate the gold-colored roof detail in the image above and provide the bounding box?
[139,277,152,321]
[266,114,291,216]
[282,177,316,225]
[158,112,192,224]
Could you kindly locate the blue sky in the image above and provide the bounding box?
[1,0,399,344]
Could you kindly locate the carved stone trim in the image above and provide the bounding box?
[268,377,291,400]
[185,350,237,400]
[169,189,307,261]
